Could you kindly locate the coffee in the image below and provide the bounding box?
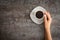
[36,11,43,19]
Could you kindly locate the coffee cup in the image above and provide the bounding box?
[30,6,46,24]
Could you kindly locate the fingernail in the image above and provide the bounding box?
[44,15,46,17]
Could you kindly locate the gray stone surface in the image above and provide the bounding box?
[0,0,60,40]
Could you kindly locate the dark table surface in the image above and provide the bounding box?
[0,0,60,40]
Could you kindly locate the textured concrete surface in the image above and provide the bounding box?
[0,0,60,40]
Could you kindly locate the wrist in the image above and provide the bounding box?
[45,25,50,29]
[45,26,50,31]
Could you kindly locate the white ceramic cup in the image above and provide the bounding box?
[30,6,47,24]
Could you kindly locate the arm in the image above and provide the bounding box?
[44,12,52,40]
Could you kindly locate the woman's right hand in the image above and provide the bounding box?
[44,11,52,30]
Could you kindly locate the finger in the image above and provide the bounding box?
[44,15,47,23]
[45,11,51,21]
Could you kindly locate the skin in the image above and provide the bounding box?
[44,12,52,40]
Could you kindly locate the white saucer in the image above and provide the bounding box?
[30,6,47,24]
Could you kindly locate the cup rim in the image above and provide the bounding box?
[35,11,44,19]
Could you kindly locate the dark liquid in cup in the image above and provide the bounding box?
[36,11,43,19]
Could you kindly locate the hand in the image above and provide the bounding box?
[44,11,52,29]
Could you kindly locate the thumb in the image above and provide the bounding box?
[44,15,47,23]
